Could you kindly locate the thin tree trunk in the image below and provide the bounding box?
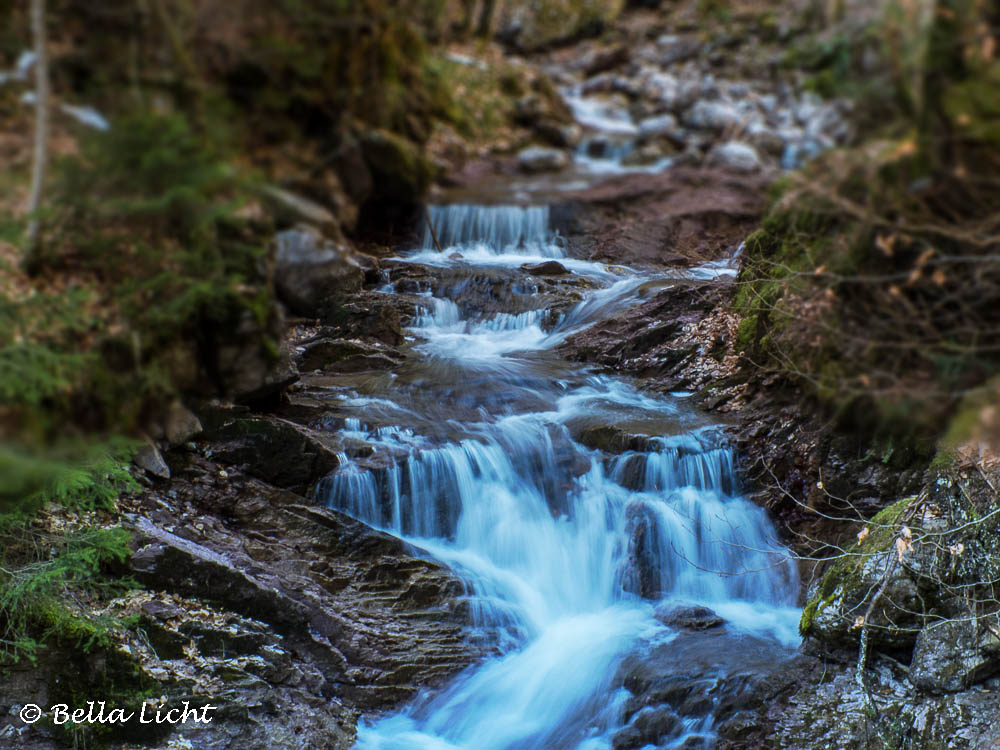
[476,0,497,38]
[24,0,49,266]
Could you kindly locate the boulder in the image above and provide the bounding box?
[638,114,679,141]
[359,129,434,219]
[521,260,570,275]
[518,146,570,173]
[910,618,1000,693]
[498,0,626,52]
[707,141,763,172]
[297,338,403,373]
[164,401,203,445]
[654,603,725,630]
[323,293,404,346]
[683,100,743,132]
[207,417,342,493]
[217,318,300,405]
[274,227,364,317]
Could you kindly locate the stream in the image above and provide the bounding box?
[316,197,802,748]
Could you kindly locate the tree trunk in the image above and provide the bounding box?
[24,0,49,269]
[476,0,497,38]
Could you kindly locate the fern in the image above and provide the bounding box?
[0,527,135,663]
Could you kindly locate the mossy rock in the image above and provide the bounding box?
[501,0,626,52]
[358,129,434,219]
[799,496,921,645]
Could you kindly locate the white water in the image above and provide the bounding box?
[322,204,800,749]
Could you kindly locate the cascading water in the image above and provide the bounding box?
[422,204,558,256]
[320,203,800,749]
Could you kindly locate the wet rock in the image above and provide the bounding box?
[518,145,570,173]
[654,603,725,630]
[297,338,403,373]
[534,120,582,148]
[521,260,570,275]
[323,292,403,346]
[909,618,1000,693]
[805,548,924,650]
[707,141,763,172]
[622,143,672,166]
[122,460,479,718]
[219,324,300,405]
[683,100,743,132]
[208,417,342,493]
[620,502,663,599]
[274,227,364,317]
[575,425,656,454]
[558,167,768,268]
[615,629,803,750]
[656,36,704,66]
[637,113,679,140]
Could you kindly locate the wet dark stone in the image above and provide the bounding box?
[521,260,570,275]
[654,603,725,630]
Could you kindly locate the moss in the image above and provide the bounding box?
[360,128,434,208]
[799,496,916,635]
[512,0,625,51]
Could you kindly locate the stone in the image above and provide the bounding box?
[359,129,434,214]
[909,618,1000,693]
[683,100,743,132]
[577,44,630,76]
[498,0,626,52]
[518,146,570,173]
[274,227,364,318]
[297,338,403,373]
[217,320,300,405]
[521,260,570,275]
[654,603,725,630]
[535,119,582,148]
[262,185,338,234]
[707,141,763,172]
[135,440,171,479]
[207,417,342,493]
[324,293,404,346]
[638,114,679,140]
[164,401,203,445]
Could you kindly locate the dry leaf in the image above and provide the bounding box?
[875,234,897,257]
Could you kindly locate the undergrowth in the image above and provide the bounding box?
[734,0,1000,454]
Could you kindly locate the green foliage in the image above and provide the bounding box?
[0,438,138,525]
[1,523,136,663]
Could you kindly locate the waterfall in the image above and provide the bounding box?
[421,204,561,257]
[322,201,800,750]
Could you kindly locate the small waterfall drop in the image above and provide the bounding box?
[421,204,562,258]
